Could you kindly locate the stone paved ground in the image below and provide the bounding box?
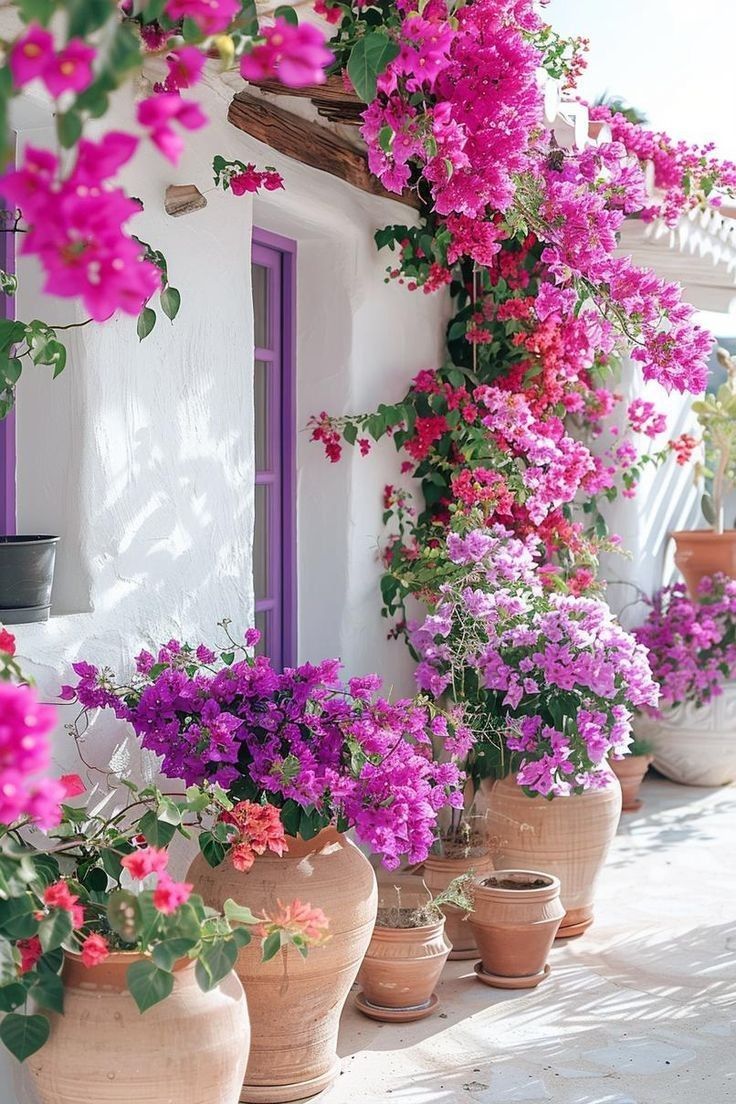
[327,776,736,1104]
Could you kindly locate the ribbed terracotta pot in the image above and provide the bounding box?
[484,770,622,938]
[422,852,493,959]
[189,827,377,1103]
[635,690,736,786]
[469,870,564,988]
[356,915,451,1022]
[610,754,653,811]
[27,953,250,1104]
[672,529,736,597]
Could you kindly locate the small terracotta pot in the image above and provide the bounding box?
[672,529,736,597]
[356,915,451,1022]
[189,827,377,1103]
[611,754,653,811]
[28,953,250,1104]
[422,852,493,959]
[485,769,621,938]
[469,870,564,988]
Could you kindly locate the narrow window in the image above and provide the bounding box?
[251,229,296,668]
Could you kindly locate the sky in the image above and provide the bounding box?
[550,0,736,161]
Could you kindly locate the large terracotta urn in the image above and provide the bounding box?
[422,852,493,959]
[672,529,736,597]
[484,770,622,938]
[189,828,377,1103]
[28,953,250,1104]
[635,688,736,786]
[356,915,451,1022]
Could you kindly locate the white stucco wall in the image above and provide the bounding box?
[9,64,446,715]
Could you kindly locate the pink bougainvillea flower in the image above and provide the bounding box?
[313,0,342,24]
[43,40,96,98]
[262,898,330,944]
[9,24,53,88]
[220,800,288,872]
[240,19,333,88]
[73,132,139,185]
[164,0,240,35]
[230,166,265,194]
[43,880,77,911]
[153,873,193,914]
[0,627,16,655]
[166,46,206,89]
[121,845,170,880]
[81,933,110,968]
[59,773,85,798]
[137,93,208,164]
[17,936,43,975]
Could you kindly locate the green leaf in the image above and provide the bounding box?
[274,5,299,25]
[194,938,237,992]
[138,810,176,847]
[343,422,358,447]
[702,492,717,526]
[29,972,64,1015]
[261,930,282,963]
[160,286,181,322]
[0,320,25,351]
[224,899,259,926]
[63,0,112,36]
[347,33,400,103]
[126,960,174,1013]
[38,908,73,953]
[151,938,198,972]
[107,21,143,74]
[136,307,157,342]
[378,126,393,154]
[0,940,17,986]
[57,110,82,149]
[199,830,226,869]
[0,982,26,1013]
[17,0,55,22]
[0,894,37,940]
[0,1012,49,1061]
[280,800,300,837]
[231,926,252,949]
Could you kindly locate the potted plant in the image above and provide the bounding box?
[64,626,466,1103]
[468,870,564,989]
[633,573,736,785]
[0,632,325,1104]
[610,737,654,811]
[1,772,324,1104]
[355,875,472,1022]
[671,347,736,596]
[409,521,658,937]
[0,535,60,624]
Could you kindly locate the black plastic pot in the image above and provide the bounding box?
[0,536,59,624]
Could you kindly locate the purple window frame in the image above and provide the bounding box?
[252,227,297,668]
[0,218,15,534]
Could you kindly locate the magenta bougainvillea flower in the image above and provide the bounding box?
[164,0,241,35]
[410,525,658,796]
[241,18,334,87]
[66,633,468,870]
[633,575,736,711]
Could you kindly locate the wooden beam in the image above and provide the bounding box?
[228,92,420,210]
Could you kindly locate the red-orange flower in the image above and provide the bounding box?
[80,933,110,968]
[220,801,288,872]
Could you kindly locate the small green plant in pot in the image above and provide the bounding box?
[356,876,474,1023]
[672,347,736,595]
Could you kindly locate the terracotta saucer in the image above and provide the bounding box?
[621,800,643,813]
[473,962,550,990]
[448,946,480,961]
[354,991,440,1023]
[555,918,592,940]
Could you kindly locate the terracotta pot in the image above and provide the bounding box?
[422,852,493,959]
[484,770,622,938]
[28,953,249,1104]
[635,689,736,785]
[672,529,736,597]
[610,754,653,811]
[469,870,564,988]
[356,915,451,1022]
[189,828,377,1103]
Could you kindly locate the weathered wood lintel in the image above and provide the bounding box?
[228,92,420,210]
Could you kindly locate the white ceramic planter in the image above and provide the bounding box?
[635,684,736,787]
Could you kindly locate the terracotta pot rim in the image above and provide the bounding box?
[473,869,560,901]
[282,825,343,859]
[423,852,491,869]
[671,529,736,542]
[370,917,446,941]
